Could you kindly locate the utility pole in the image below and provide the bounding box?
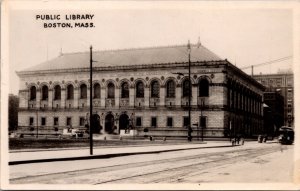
[188,40,191,128]
[90,46,93,155]
[201,106,204,142]
[36,109,38,138]
[173,41,192,140]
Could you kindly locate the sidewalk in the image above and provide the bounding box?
[9,141,234,165]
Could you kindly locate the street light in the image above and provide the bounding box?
[200,100,204,142]
[192,123,199,141]
[36,108,38,138]
[89,45,94,155]
[173,41,192,139]
[187,40,191,128]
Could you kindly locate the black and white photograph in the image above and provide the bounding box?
[1,1,300,190]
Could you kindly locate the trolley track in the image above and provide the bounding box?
[94,146,282,184]
[10,145,284,184]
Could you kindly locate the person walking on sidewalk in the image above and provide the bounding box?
[187,126,193,142]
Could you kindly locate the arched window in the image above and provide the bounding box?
[199,79,209,97]
[30,86,36,100]
[41,86,48,100]
[121,82,129,98]
[182,79,191,97]
[107,83,115,98]
[136,81,144,98]
[67,84,74,99]
[80,84,87,99]
[54,85,61,100]
[151,80,159,98]
[166,80,175,98]
[93,83,100,98]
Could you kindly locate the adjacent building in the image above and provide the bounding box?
[263,91,284,137]
[17,44,265,139]
[253,72,294,127]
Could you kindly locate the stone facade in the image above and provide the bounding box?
[17,44,265,138]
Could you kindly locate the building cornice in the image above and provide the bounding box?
[225,60,266,91]
[16,60,227,77]
[253,73,294,78]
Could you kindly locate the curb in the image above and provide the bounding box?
[9,141,208,153]
[9,144,237,165]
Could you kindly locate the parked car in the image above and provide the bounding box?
[278,126,294,145]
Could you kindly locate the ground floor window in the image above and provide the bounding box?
[200,116,207,128]
[167,117,173,127]
[136,117,142,127]
[183,116,190,127]
[151,117,157,127]
[41,117,46,126]
[79,117,85,126]
[54,117,59,126]
[29,117,34,126]
[67,117,72,126]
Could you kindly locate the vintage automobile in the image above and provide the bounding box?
[278,126,294,145]
[62,128,85,138]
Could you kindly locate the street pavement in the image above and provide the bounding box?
[8,140,296,187]
[9,141,235,165]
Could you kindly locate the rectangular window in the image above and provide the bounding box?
[29,117,34,126]
[136,117,142,127]
[79,117,85,126]
[151,117,157,127]
[41,117,46,126]
[183,116,190,127]
[287,78,292,86]
[67,117,72,126]
[167,117,173,127]
[54,117,59,126]
[200,116,207,128]
[276,79,282,86]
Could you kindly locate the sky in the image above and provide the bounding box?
[7,2,293,95]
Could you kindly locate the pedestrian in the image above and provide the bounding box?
[241,137,245,145]
[237,135,240,145]
[187,126,193,142]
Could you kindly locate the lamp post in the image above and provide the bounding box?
[192,122,199,141]
[36,108,38,138]
[187,40,191,128]
[89,45,93,155]
[200,102,203,141]
[173,40,192,139]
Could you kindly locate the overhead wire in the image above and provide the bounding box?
[176,46,292,71]
[240,56,292,70]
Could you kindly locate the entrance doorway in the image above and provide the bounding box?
[119,114,129,133]
[105,114,114,134]
[92,114,101,134]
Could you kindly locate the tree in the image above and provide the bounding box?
[9,94,19,131]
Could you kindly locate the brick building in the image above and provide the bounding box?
[263,91,284,136]
[17,44,265,139]
[253,72,294,127]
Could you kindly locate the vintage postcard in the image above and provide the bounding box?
[1,0,300,190]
